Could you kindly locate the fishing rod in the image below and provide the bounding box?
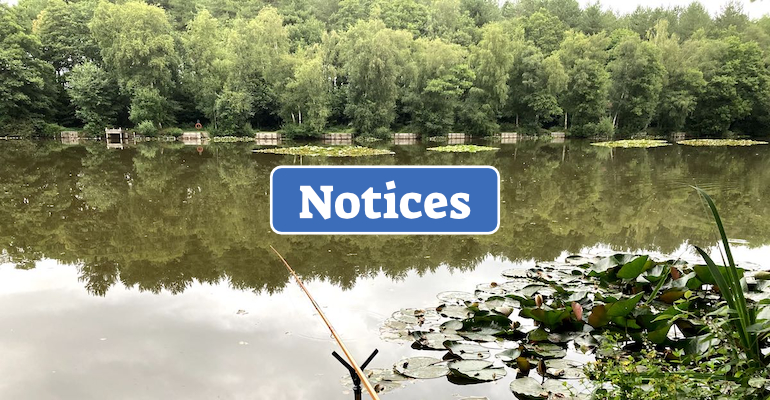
[270,245,381,400]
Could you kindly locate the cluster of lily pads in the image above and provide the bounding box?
[427,145,500,153]
[372,253,770,399]
[677,139,769,147]
[592,138,770,148]
[253,145,394,157]
[211,136,255,142]
[591,140,671,148]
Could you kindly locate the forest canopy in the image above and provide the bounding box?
[2,0,770,138]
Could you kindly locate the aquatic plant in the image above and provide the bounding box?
[253,145,394,157]
[375,190,770,398]
[427,145,499,153]
[591,139,671,148]
[211,136,255,142]
[678,139,769,146]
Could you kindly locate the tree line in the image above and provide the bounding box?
[2,0,770,138]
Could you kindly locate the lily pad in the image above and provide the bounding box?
[448,359,507,382]
[591,139,671,148]
[437,291,477,304]
[510,377,578,399]
[427,145,499,153]
[495,348,522,362]
[394,357,449,379]
[253,145,394,157]
[412,332,464,350]
[437,305,475,320]
[544,359,586,379]
[444,341,491,360]
[523,343,567,359]
[678,139,769,147]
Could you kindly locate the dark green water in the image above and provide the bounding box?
[0,139,769,399]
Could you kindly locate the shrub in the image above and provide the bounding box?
[281,123,322,139]
[135,120,158,136]
[571,117,615,138]
[41,123,66,139]
[162,127,183,137]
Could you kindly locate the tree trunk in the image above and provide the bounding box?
[564,112,568,130]
[298,107,302,125]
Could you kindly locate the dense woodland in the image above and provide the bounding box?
[3,0,770,138]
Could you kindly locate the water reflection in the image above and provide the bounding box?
[1,140,769,296]
[1,139,770,399]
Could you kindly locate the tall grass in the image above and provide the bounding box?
[693,187,764,365]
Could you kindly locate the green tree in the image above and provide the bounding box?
[506,44,567,128]
[340,19,412,134]
[281,49,332,133]
[523,9,566,55]
[66,62,123,133]
[426,0,478,46]
[578,1,616,35]
[33,0,99,74]
[689,36,770,135]
[180,10,230,129]
[608,35,664,133]
[649,20,705,132]
[676,2,711,40]
[0,4,55,129]
[90,1,178,126]
[557,31,610,133]
[406,38,474,136]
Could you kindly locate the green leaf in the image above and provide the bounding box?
[617,256,651,280]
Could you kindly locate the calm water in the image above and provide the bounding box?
[1,139,769,399]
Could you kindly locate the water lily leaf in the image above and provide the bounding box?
[448,360,507,382]
[510,377,548,399]
[606,293,645,318]
[412,332,464,350]
[394,357,449,379]
[523,343,567,359]
[444,341,491,360]
[617,256,651,280]
[545,359,586,379]
[659,289,688,304]
[588,304,608,328]
[495,348,522,362]
[548,331,580,344]
[437,305,474,320]
[502,269,530,278]
[441,320,464,332]
[573,333,599,351]
[437,291,477,304]
[520,307,572,330]
[527,328,549,342]
[588,253,637,276]
[392,308,438,325]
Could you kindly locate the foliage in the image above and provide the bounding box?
[427,145,499,153]
[134,120,158,137]
[4,0,770,137]
[253,145,394,157]
[591,139,670,148]
[66,62,122,135]
[678,139,769,147]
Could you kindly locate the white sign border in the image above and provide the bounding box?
[269,165,501,235]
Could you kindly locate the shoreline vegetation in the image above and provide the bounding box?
[3,1,770,140]
[375,191,770,399]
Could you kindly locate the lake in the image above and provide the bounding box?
[1,139,769,399]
